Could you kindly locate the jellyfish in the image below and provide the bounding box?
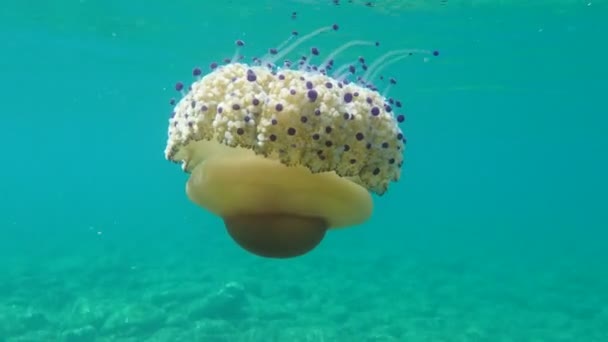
[164,22,438,258]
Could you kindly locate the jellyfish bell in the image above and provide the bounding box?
[164,22,438,259]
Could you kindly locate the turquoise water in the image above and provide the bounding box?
[1,0,608,340]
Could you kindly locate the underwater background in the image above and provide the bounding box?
[1,0,607,341]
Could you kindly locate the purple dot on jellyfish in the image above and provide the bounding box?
[235,40,245,47]
[433,50,440,56]
[344,93,353,103]
[192,67,202,76]
[397,114,405,123]
[175,82,184,91]
[307,89,318,102]
[246,69,257,82]
[332,24,339,31]
[311,47,319,56]
[210,62,218,69]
